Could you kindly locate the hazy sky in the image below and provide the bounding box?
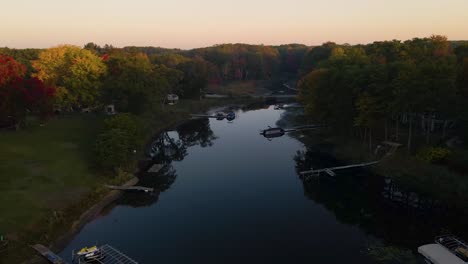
[2,0,467,49]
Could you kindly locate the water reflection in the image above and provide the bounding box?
[120,118,217,208]
[176,118,217,147]
[294,147,468,250]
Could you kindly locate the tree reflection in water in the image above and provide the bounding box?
[294,147,468,250]
[176,118,217,148]
[119,118,216,208]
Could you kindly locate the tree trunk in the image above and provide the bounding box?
[426,117,430,144]
[384,118,388,141]
[407,116,413,153]
[395,116,399,141]
[363,128,367,144]
[442,120,448,139]
[369,128,373,152]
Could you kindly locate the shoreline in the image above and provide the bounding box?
[51,177,138,253]
[25,99,258,263]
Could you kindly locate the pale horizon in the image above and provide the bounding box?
[2,0,468,49]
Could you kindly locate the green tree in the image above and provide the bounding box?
[102,52,155,113]
[95,114,143,171]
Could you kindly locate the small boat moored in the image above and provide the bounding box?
[260,127,285,139]
[226,111,236,121]
[76,245,103,262]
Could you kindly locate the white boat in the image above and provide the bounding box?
[418,235,468,264]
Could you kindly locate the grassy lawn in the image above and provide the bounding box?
[205,81,270,97]
[0,114,104,237]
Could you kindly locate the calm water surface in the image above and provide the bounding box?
[59,106,467,263]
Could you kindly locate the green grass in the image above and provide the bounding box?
[205,81,270,97]
[0,114,104,235]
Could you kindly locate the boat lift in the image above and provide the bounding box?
[72,244,139,264]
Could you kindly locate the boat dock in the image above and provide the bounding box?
[190,114,219,118]
[105,185,154,193]
[284,124,326,133]
[72,244,139,264]
[300,161,379,178]
[147,163,164,173]
[31,244,66,264]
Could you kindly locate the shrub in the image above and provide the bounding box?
[95,129,132,170]
[416,147,451,163]
[368,246,418,264]
[94,114,143,171]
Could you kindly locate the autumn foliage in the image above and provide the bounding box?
[0,55,26,86]
[0,55,56,127]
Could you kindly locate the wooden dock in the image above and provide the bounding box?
[105,185,154,193]
[284,124,326,133]
[147,163,164,173]
[31,244,67,264]
[300,161,379,177]
[190,114,216,118]
[283,83,299,91]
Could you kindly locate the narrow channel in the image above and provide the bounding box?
[59,105,466,263]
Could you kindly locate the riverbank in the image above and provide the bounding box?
[299,131,468,211]
[278,109,468,263]
[278,107,468,211]
[1,97,258,264]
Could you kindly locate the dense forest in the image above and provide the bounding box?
[0,43,308,122]
[299,36,468,154]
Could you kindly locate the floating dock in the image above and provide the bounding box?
[105,185,154,193]
[31,244,66,264]
[300,161,379,178]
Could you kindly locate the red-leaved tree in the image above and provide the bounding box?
[1,55,56,128]
[12,77,56,121]
[0,55,26,87]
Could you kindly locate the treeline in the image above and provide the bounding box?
[188,44,308,82]
[0,43,309,127]
[298,35,468,153]
[0,45,209,127]
[89,43,309,83]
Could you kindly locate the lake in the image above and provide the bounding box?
[59,105,467,263]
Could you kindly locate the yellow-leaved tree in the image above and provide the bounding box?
[32,45,106,110]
